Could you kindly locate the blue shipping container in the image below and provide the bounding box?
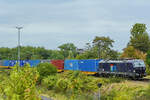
[3,60,9,66]
[78,59,102,72]
[28,60,41,67]
[3,60,29,67]
[3,60,17,66]
[64,60,79,70]
[20,60,30,67]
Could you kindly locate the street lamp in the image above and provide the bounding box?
[97,83,102,100]
[94,40,102,59]
[16,27,23,69]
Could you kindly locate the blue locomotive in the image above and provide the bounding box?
[98,59,146,78]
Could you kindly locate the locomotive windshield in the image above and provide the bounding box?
[133,60,145,68]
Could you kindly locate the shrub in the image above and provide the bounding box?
[42,75,58,90]
[146,64,150,75]
[37,63,57,83]
[40,71,126,100]
[0,64,40,100]
[56,78,69,92]
[56,71,99,96]
[146,50,150,75]
[101,83,150,100]
[142,84,150,99]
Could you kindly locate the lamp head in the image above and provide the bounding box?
[16,27,23,29]
[97,83,102,88]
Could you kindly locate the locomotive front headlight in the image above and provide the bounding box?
[133,70,135,73]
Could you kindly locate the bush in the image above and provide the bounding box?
[42,75,58,90]
[146,50,150,75]
[55,71,99,97]
[56,78,69,92]
[40,71,126,100]
[0,64,40,100]
[146,64,150,75]
[142,84,150,99]
[41,71,99,99]
[37,63,57,83]
[101,82,150,100]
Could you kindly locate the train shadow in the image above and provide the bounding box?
[94,74,150,82]
[132,78,150,82]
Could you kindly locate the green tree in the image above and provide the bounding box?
[76,50,96,59]
[85,43,92,50]
[146,50,150,66]
[146,50,150,75]
[108,50,120,59]
[0,47,11,60]
[58,43,77,59]
[129,23,150,53]
[0,46,60,60]
[50,50,64,60]
[121,46,146,59]
[93,36,115,59]
[67,50,74,59]
[76,36,118,59]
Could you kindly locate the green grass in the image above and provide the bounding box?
[0,69,149,100]
[39,71,126,100]
[39,74,150,100]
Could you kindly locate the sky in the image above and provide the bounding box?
[0,0,150,52]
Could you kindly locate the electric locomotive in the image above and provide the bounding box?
[98,59,146,78]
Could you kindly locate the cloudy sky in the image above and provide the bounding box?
[0,0,150,51]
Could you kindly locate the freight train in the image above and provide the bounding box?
[0,59,146,78]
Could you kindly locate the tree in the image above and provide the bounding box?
[146,50,150,66]
[93,36,115,59]
[146,50,150,75]
[58,43,77,59]
[121,46,146,59]
[0,46,61,60]
[50,50,64,60]
[108,50,120,59]
[76,36,119,59]
[67,50,74,59]
[129,23,150,53]
[76,50,96,59]
[85,43,92,50]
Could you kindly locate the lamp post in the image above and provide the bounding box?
[97,83,102,100]
[94,40,102,59]
[16,27,23,70]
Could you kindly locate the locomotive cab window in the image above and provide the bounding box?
[133,60,146,68]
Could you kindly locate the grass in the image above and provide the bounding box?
[144,75,150,79]
[0,68,150,100]
[39,75,150,100]
[38,72,126,100]
[100,77,150,100]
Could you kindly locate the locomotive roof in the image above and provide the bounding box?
[99,59,143,63]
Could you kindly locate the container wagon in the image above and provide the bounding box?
[51,60,64,72]
[78,59,102,74]
[2,60,41,67]
[64,59,102,75]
